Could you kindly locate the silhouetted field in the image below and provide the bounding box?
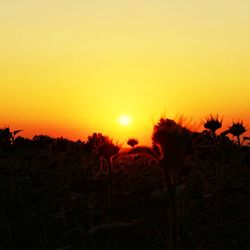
[1,116,250,250]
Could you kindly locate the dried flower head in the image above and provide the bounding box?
[229,121,247,137]
[202,114,222,133]
[127,138,138,148]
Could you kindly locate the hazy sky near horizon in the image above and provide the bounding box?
[1,0,250,144]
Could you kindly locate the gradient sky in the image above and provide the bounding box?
[1,0,250,145]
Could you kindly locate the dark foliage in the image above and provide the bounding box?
[1,120,250,250]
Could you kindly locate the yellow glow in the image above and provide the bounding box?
[118,115,131,126]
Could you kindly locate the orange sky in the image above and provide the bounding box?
[1,0,250,145]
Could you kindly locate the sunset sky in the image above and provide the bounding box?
[1,0,250,145]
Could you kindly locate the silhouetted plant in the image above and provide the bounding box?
[127,138,138,189]
[229,121,246,137]
[202,115,225,225]
[0,127,22,200]
[0,127,22,159]
[152,118,193,250]
[98,137,120,212]
[202,114,222,150]
[229,121,246,151]
[87,133,119,213]
[11,129,23,144]
[0,127,12,147]
[10,129,22,172]
[127,138,138,148]
[202,114,222,134]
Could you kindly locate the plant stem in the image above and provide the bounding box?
[169,186,178,250]
[237,135,241,154]
[107,158,113,210]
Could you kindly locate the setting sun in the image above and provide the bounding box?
[118,115,132,126]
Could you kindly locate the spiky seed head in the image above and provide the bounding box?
[127,138,138,148]
[202,114,222,133]
[229,122,247,137]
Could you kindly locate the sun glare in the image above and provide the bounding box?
[118,115,131,126]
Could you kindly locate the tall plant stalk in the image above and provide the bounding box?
[152,118,192,250]
[127,138,138,190]
[106,157,114,209]
[202,115,223,225]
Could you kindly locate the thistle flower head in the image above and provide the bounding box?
[127,138,138,148]
[202,114,222,133]
[229,121,247,137]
